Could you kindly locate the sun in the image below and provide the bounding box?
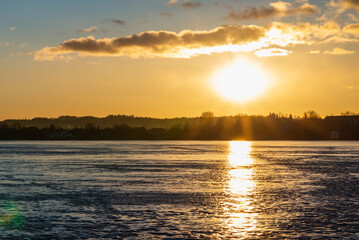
[211,58,271,103]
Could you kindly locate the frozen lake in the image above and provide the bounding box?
[0,141,358,239]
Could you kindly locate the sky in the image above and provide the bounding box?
[1,0,359,119]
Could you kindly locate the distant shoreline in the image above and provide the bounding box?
[1,114,359,140]
[0,139,358,142]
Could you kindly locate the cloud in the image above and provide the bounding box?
[112,19,125,25]
[9,27,16,32]
[227,1,320,20]
[0,41,25,48]
[324,47,356,55]
[267,21,359,45]
[347,13,358,21]
[343,23,359,35]
[167,0,178,5]
[330,0,359,12]
[340,0,359,10]
[77,26,97,33]
[33,20,359,61]
[167,0,202,8]
[255,48,292,57]
[1,42,11,47]
[159,12,174,17]
[181,0,202,9]
[309,50,320,54]
[34,25,267,60]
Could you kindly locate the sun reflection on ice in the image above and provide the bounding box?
[224,141,257,238]
[228,141,253,167]
[228,141,254,196]
[228,168,254,196]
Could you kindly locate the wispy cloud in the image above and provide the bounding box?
[112,19,125,25]
[327,0,359,13]
[167,0,202,9]
[181,0,202,9]
[347,13,358,21]
[255,48,292,57]
[267,21,359,45]
[9,27,17,32]
[77,26,97,33]
[325,47,356,55]
[1,42,11,47]
[340,0,359,10]
[159,12,174,17]
[343,23,359,35]
[167,0,178,6]
[227,1,320,20]
[1,41,26,48]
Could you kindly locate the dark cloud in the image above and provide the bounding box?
[167,0,202,9]
[341,0,359,10]
[227,2,319,20]
[343,23,359,35]
[34,25,267,60]
[112,19,125,25]
[181,1,202,9]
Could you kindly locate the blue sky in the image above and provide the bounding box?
[0,0,331,51]
[1,0,352,57]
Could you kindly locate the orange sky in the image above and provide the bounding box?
[1,0,359,119]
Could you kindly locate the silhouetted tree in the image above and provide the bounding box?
[303,111,322,119]
[201,111,214,118]
[341,111,357,116]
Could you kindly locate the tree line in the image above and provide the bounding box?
[0,111,339,140]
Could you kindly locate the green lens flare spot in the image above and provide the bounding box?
[0,200,24,230]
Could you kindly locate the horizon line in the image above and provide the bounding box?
[1,111,359,122]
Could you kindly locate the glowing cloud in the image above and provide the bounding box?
[343,23,359,35]
[227,1,320,20]
[340,0,359,10]
[167,0,178,5]
[77,26,97,33]
[255,48,292,57]
[34,25,267,60]
[167,0,202,8]
[33,20,359,61]
[325,47,356,55]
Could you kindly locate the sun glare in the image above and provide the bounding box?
[211,58,271,103]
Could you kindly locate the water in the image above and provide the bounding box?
[0,141,358,239]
